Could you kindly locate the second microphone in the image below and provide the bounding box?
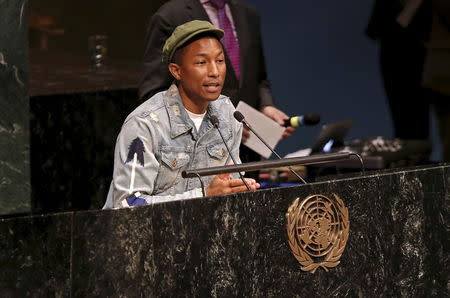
[282,114,320,127]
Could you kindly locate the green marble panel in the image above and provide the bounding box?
[0,164,448,295]
[0,0,30,215]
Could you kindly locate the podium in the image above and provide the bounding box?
[29,50,141,213]
[0,164,448,296]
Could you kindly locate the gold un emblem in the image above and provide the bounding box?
[286,194,349,273]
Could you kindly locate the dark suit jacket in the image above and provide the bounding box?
[138,0,274,109]
[423,0,450,95]
[365,0,431,41]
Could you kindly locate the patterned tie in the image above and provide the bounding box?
[209,0,241,79]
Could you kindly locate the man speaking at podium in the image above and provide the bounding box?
[104,21,259,209]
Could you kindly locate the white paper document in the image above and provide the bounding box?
[236,101,285,159]
[284,148,312,159]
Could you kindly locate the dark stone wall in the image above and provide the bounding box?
[30,89,138,212]
[28,47,142,214]
[0,164,448,296]
[0,1,30,215]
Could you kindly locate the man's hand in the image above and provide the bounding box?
[260,105,295,139]
[241,126,251,142]
[206,174,260,196]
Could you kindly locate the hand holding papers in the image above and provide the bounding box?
[236,101,285,159]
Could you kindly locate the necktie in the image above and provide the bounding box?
[209,0,241,79]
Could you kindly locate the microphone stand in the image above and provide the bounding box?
[182,152,355,178]
[194,173,206,197]
[211,118,251,191]
[241,120,308,184]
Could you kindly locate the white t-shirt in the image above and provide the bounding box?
[185,108,206,131]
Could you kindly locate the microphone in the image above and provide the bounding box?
[283,114,320,127]
[233,111,307,184]
[210,115,251,191]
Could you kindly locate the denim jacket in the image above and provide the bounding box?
[104,84,242,208]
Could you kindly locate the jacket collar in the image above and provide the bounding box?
[164,84,220,139]
[185,0,211,20]
[164,84,193,138]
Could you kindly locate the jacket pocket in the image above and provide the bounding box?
[207,143,228,167]
[155,150,191,192]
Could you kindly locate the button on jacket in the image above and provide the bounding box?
[104,84,242,208]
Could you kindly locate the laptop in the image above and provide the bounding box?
[310,120,354,155]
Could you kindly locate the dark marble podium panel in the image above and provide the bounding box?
[0,0,30,215]
[30,89,138,213]
[0,164,448,296]
[29,50,141,213]
[0,213,71,296]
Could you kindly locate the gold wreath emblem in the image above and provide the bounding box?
[286,194,349,273]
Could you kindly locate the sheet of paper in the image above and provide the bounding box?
[236,101,285,159]
[284,148,312,159]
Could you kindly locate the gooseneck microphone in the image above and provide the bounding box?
[210,115,251,191]
[233,111,307,184]
[283,114,320,127]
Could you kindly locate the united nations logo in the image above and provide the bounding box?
[286,194,349,274]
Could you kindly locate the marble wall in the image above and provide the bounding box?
[0,0,30,215]
[30,89,138,213]
[28,49,141,213]
[0,164,448,296]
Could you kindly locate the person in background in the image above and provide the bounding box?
[366,0,432,144]
[104,20,259,209]
[422,0,450,161]
[138,0,295,171]
[366,0,450,162]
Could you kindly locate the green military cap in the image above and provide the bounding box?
[162,20,224,63]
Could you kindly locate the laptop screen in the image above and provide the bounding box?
[310,120,354,154]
